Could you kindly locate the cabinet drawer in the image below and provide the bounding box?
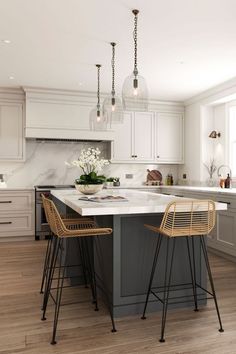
[214,195,236,210]
[0,191,33,212]
[0,213,33,236]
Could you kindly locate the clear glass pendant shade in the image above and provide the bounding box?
[90,107,108,131]
[90,64,108,131]
[103,94,123,125]
[122,73,148,111]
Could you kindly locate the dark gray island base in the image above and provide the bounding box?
[54,196,207,317]
[93,214,206,317]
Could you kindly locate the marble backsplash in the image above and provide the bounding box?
[0,140,179,188]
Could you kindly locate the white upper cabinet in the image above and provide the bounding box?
[133,112,154,161]
[112,112,133,162]
[112,110,184,164]
[111,112,154,162]
[0,103,24,161]
[155,112,184,163]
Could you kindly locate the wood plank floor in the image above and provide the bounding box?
[0,241,236,354]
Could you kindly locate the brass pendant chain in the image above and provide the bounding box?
[96,64,101,110]
[111,43,116,96]
[133,10,139,77]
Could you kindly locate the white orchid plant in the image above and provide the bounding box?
[68,148,109,185]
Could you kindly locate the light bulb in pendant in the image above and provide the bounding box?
[111,96,116,112]
[96,111,101,122]
[133,88,138,96]
[133,77,138,96]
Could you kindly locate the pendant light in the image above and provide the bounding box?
[90,64,108,131]
[122,9,148,111]
[103,43,123,125]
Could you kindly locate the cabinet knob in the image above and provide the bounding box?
[157,155,160,158]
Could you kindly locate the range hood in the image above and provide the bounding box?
[24,87,115,141]
[28,137,105,143]
[25,127,115,141]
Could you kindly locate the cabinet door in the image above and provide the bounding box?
[0,103,24,160]
[111,112,133,162]
[207,210,236,257]
[156,112,183,163]
[216,210,236,246]
[133,112,154,161]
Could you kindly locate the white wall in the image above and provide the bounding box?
[178,103,202,184]
[181,77,236,185]
[213,104,226,168]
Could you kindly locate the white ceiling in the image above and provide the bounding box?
[1,0,236,101]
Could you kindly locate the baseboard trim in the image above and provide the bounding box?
[208,246,236,263]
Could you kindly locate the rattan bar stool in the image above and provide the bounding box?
[141,199,224,343]
[40,194,92,294]
[41,196,116,345]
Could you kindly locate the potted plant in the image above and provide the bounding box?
[203,158,217,187]
[105,177,115,187]
[113,177,120,187]
[69,148,109,194]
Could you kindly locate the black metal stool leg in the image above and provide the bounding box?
[186,236,198,311]
[41,237,60,320]
[83,237,99,310]
[160,238,176,343]
[77,238,88,288]
[51,238,67,345]
[141,235,163,320]
[94,236,117,333]
[200,236,224,333]
[40,233,53,294]
[191,236,199,311]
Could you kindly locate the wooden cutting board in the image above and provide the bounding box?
[146,169,162,182]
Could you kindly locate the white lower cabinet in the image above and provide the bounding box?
[0,190,34,240]
[159,187,236,258]
[208,196,236,257]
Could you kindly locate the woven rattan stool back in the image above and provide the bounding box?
[159,199,215,237]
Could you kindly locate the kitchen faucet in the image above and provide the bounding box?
[217,164,232,178]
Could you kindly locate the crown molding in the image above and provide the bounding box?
[0,86,184,109]
[184,76,236,106]
[0,87,25,102]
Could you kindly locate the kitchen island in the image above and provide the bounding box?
[51,189,226,317]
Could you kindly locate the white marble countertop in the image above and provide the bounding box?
[107,184,236,196]
[159,185,236,195]
[51,189,227,216]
